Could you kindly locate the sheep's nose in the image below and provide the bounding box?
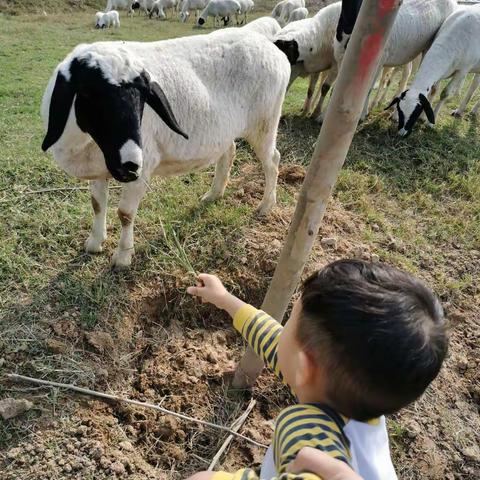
[122,161,139,173]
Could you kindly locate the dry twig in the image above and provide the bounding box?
[208,398,257,471]
[5,374,267,449]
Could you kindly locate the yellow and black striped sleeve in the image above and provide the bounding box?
[233,305,284,380]
[212,469,322,480]
[274,404,351,474]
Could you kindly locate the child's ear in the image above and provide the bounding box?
[295,350,316,387]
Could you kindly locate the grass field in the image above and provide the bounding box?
[1,6,479,480]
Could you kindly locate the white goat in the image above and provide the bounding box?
[287,7,308,24]
[179,0,208,22]
[391,5,480,136]
[40,32,290,269]
[271,0,305,28]
[106,0,132,14]
[328,0,457,124]
[197,0,241,27]
[96,10,120,28]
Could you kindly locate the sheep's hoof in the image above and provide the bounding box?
[110,249,133,270]
[201,190,222,203]
[85,236,104,254]
[256,199,275,217]
[451,109,462,118]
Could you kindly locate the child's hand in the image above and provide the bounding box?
[187,274,246,317]
[287,447,363,480]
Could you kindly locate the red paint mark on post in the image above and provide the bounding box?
[379,0,397,18]
[357,33,382,84]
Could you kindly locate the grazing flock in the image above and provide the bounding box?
[43,0,480,268]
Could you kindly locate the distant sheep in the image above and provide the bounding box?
[197,0,241,27]
[179,0,208,22]
[271,0,304,28]
[287,6,308,23]
[131,0,156,15]
[96,10,120,28]
[40,30,290,268]
[236,0,254,25]
[106,0,133,14]
[150,0,178,18]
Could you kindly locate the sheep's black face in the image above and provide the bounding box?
[132,1,140,9]
[197,17,205,26]
[274,39,299,65]
[71,59,145,182]
[42,57,188,182]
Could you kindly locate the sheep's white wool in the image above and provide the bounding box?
[241,16,280,39]
[58,43,145,86]
[397,4,480,134]
[41,30,290,268]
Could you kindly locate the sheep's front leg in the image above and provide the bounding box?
[452,74,480,118]
[111,179,147,269]
[434,71,467,121]
[301,72,320,116]
[311,68,337,123]
[85,180,109,254]
[201,142,236,203]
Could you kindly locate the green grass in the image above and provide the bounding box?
[0,8,479,478]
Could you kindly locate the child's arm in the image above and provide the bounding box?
[187,274,283,378]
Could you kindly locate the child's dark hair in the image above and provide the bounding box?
[298,259,448,421]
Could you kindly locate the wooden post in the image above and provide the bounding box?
[233,0,402,388]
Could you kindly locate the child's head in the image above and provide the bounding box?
[277,259,448,421]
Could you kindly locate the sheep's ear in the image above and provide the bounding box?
[419,93,435,124]
[42,71,75,152]
[384,97,399,110]
[145,81,189,140]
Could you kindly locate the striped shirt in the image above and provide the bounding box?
[211,305,351,480]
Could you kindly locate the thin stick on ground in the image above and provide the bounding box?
[5,374,267,449]
[208,398,257,471]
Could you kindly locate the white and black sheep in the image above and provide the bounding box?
[236,0,254,25]
[389,5,480,136]
[179,0,208,22]
[96,10,121,28]
[328,0,457,123]
[40,31,290,268]
[196,0,241,27]
[274,2,340,116]
[149,0,178,18]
